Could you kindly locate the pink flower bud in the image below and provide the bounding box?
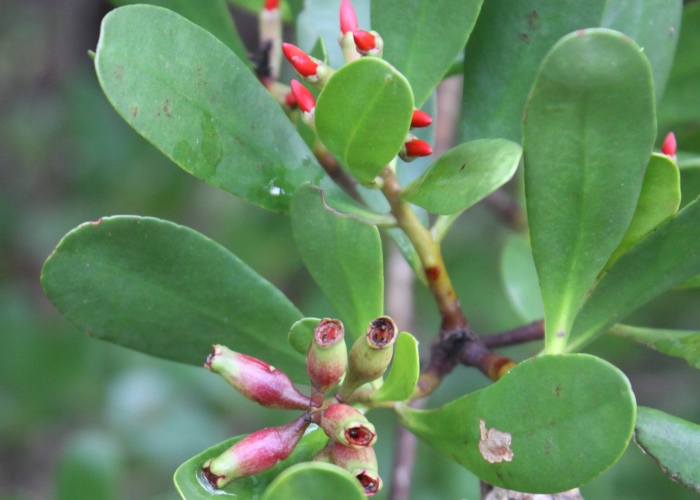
[205,345,311,410]
[202,415,309,489]
[313,441,382,497]
[307,319,347,406]
[340,0,359,35]
[352,30,376,52]
[264,0,279,10]
[312,403,376,448]
[337,317,398,402]
[290,80,316,114]
[282,43,319,77]
[410,110,433,129]
[662,132,677,158]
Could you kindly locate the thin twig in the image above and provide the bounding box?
[482,320,544,348]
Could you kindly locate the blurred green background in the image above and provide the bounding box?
[1,1,699,499]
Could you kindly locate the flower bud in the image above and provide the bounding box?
[410,109,433,129]
[340,0,359,35]
[337,317,397,401]
[312,403,376,448]
[313,441,382,497]
[399,136,433,162]
[282,43,335,87]
[205,345,311,410]
[662,131,677,158]
[352,30,384,58]
[307,319,347,405]
[202,415,309,489]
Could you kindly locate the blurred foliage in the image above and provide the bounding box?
[0,0,698,499]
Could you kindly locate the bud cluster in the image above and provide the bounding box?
[201,315,399,496]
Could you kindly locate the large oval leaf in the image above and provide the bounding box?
[315,58,414,184]
[397,354,636,493]
[568,196,700,352]
[402,139,522,215]
[174,427,328,498]
[371,0,484,107]
[500,235,544,323]
[523,29,656,353]
[41,216,307,382]
[95,5,330,212]
[261,462,366,500]
[610,324,700,369]
[291,184,383,340]
[460,0,607,142]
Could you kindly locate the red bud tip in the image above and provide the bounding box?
[662,132,676,157]
[264,0,279,10]
[285,91,297,108]
[282,43,319,77]
[340,0,359,35]
[290,80,316,114]
[411,109,433,128]
[352,30,376,52]
[404,138,432,158]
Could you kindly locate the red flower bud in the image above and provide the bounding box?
[662,132,677,157]
[282,43,319,78]
[340,0,359,35]
[203,415,309,489]
[312,403,376,448]
[290,80,316,114]
[313,441,382,497]
[404,138,432,157]
[352,30,376,52]
[285,90,297,108]
[206,345,311,410]
[264,0,279,10]
[337,317,398,401]
[307,319,347,405]
[410,109,433,129]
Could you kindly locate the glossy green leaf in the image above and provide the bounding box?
[95,5,335,212]
[658,2,700,128]
[403,139,522,215]
[41,216,307,381]
[261,462,366,500]
[634,407,700,493]
[678,151,700,170]
[110,0,248,61]
[602,0,682,102]
[569,197,700,352]
[288,317,320,355]
[523,29,656,353]
[291,184,383,340]
[371,332,419,403]
[397,354,636,493]
[460,0,606,142]
[174,427,328,499]
[371,0,483,107]
[676,274,700,289]
[315,58,414,184]
[604,153,680,270]
[500,235,544,323]
[610,324,700,369]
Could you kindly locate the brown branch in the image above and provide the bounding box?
[482,320,544,348]
[313,143,364,204]
[389,399,426,500]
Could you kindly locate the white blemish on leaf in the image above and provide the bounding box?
[479,419,514,463]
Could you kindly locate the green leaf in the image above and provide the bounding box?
[371,0,484,107]
[676,273,700,289]
[569,197,700,352]
[604,153,680,270]
[95,5,333,212]
[500,235,544,323]
[634,407,700,493]
[261,462,366,500]
[601,0,682,103]
[397,354,636,493]
[522,29,656,353]
[41,216,307,382]
[402,139,522,215]
[291,184,383,340]
[460,0,607,142]
[109,0,248,61]
[174,427,328,499]
[315,58,414,184]
[288,317,320,355]
[610,324,700,369]
[371,332,419,403]
[658,2,700,129]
